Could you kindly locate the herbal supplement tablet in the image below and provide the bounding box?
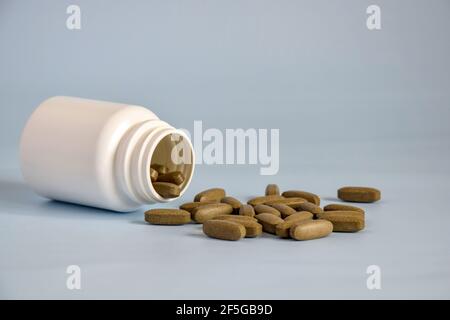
[179,201,217,213]
[294,202,323,215]
[213,215,258,222]
[150,164,169,175]
[194,188,226,202]
[247,195,285,206]
[153,182,181,198]
[269,203,297,218]
[265,184,280,196]
[289,219,333,241]
[192,203,233,223]
[282,190,320,206]
[318,211,365,232]
[255,213,284,234]
[337,186,381,203]
[157,171,185,185]
[150,168,159,183]
[324,203,365,214]
[220,196,242,214]
[216,217,262,238]
[239,204,256,217]
[253,204,281,217]
[145,209,191,225]
[203,220,246,241]
[264,197,307,208]
[284,211,313,223]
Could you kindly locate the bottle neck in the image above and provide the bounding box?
[115,119,195,206]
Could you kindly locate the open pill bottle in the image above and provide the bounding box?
[20,96,195,212]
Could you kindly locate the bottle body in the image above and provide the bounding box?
[20,96,194,212]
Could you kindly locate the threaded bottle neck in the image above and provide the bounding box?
[115,119,195,206]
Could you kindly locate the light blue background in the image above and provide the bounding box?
[0,0,449,299]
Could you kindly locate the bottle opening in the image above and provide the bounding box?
[148,131,195,202]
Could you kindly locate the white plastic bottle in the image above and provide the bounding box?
[20,96,195,212]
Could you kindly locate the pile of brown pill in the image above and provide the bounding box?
[150,164,185,198]
[144,184,381,241]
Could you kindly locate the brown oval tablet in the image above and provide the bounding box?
[284,211,313,222]
[324,203,365,214]
[253,204,281,217]
[221,196,242,214]
[179,201,217,213]
[192,203,233,223]
[289,219,333,241]
[239,204,256,217]
[275,212,313,238]
[144,209,191,225]
[265,184,280,196]
[318,211,365,232]
[264,197,307,208]
[282,190,320,205]
[194,188,226,202]
[203,220,246,241]
[268,203,297,218]
[294,202,323,215]
[153,182,181,198]
[337,187,380,203]
[215,217,262,238]
[151,164,169,175]
[150,168,158,182]
[255,213,284,234]
[247,195,285,206]
[157,171,185,185]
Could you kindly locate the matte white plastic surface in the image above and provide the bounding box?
[20,96,194,211]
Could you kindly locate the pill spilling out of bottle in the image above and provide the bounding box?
[145,184,380,241]
[150,164,186,199]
